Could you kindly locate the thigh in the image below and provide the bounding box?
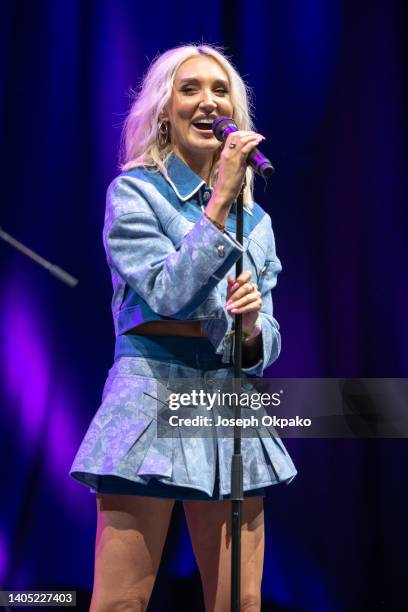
[91,493,175,612]
[183,496,265,612]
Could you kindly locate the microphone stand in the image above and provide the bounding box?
[213,117,275,612]
[0,226,78,287]
[230,187,244,612]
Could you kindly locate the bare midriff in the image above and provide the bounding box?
[125,320,207,337]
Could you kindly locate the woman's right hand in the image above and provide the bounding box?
[212,130,265,207]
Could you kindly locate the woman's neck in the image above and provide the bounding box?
[172,147,213,184]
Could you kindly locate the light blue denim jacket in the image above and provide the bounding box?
[103,152,282,376]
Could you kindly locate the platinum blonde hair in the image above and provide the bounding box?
[120,43,255,206]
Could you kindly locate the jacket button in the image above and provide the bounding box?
[217,244,225,257]
[203,191,210,202]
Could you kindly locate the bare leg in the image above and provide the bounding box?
[90,494,175,612]
[183,496,265,612]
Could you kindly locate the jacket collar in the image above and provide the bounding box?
[165,151,253,216]
[165,152,205,202]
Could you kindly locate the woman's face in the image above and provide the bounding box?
[164,55,234,166]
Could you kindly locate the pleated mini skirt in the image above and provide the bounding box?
[69,335,297,501]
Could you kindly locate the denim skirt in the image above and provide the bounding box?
[69,335,297,501]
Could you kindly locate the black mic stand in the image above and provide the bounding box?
[212,116,275,612]
[230,186,245,612]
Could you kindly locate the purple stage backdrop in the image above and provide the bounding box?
[1,1,407,611]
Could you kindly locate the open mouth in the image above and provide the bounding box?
[192,121,214,133]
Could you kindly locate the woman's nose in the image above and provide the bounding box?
[199,90,217,110]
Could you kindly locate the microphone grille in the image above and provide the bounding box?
[211,116,238,142]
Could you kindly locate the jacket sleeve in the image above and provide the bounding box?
[233,214,282,377]
[104,176,245,318]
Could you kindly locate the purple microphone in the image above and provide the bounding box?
[212,116,275,178]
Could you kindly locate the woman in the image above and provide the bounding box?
[70,43,297,612]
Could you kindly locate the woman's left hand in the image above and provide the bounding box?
[226,271,262,335]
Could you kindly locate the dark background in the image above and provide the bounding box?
[1,1,407,610]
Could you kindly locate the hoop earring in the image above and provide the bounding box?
[158,121,169,147]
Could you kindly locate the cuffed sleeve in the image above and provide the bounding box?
[104,182,244,318]
[231,310,281,377]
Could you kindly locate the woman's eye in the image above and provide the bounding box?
[180,86,228,95]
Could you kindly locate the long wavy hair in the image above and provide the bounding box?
[120,43,255,206]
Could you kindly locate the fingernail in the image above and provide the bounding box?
[231,308,238,313]
[231,282,239,291]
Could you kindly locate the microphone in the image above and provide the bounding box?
[212,116,275,178]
